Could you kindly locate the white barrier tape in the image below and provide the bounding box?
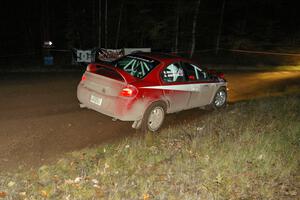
[169,49,215,54]
[2,48,300,58]
[224,49,300,57]
[0,50,72,58]
[170,48,300,57]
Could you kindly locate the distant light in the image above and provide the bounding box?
[43,41,53,48]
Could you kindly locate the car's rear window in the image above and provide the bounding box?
[113,55,160,79]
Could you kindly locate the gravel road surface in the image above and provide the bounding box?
[1,71,299,171]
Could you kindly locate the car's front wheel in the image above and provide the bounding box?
[211,87,227,109]
[141,102,166,132]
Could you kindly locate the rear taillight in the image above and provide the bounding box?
[120,85,138,97]
[81,75,86,81]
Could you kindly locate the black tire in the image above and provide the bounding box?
[211,87,227,110]
[141,102,166,132]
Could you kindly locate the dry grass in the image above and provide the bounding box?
[0,95,299,199]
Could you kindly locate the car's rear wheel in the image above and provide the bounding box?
[211,87,227,109]
[141,102,166,132]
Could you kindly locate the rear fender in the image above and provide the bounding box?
[143,99,168,115]
[128,97,168,121]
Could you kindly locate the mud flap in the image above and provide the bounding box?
[79,104,86,108]
[132,119,142,129]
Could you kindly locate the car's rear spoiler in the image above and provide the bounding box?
[86,63,136,83]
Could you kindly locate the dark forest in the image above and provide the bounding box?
[1,0,300,55]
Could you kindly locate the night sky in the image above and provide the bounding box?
[1,0,300,56]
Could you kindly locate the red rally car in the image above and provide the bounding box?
[77,53,227,132]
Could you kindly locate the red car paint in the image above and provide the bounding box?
[77,53,227,126]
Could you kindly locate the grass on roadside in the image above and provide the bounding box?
[0,95,299,200]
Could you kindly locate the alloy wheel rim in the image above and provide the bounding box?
[215,90,226,107]
[148,107,164,131]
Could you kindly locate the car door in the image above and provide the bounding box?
[182,62,217,108]
[160,62,191,113]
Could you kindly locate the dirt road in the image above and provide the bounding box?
[1,71,300,171]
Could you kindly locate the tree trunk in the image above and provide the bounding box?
[105,0,108,48]
[174,0,180,54]
[92,0,96,44]
[115,0,124,48]
[215,0,226,55]
[190,0,201,58]
[98,0,102,47]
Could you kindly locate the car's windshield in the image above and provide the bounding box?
[113,55,160,79]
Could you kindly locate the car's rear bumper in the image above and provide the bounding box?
[77,83,144,121]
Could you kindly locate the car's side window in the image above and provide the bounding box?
[183,62,207,81]
[162,63,186,83]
